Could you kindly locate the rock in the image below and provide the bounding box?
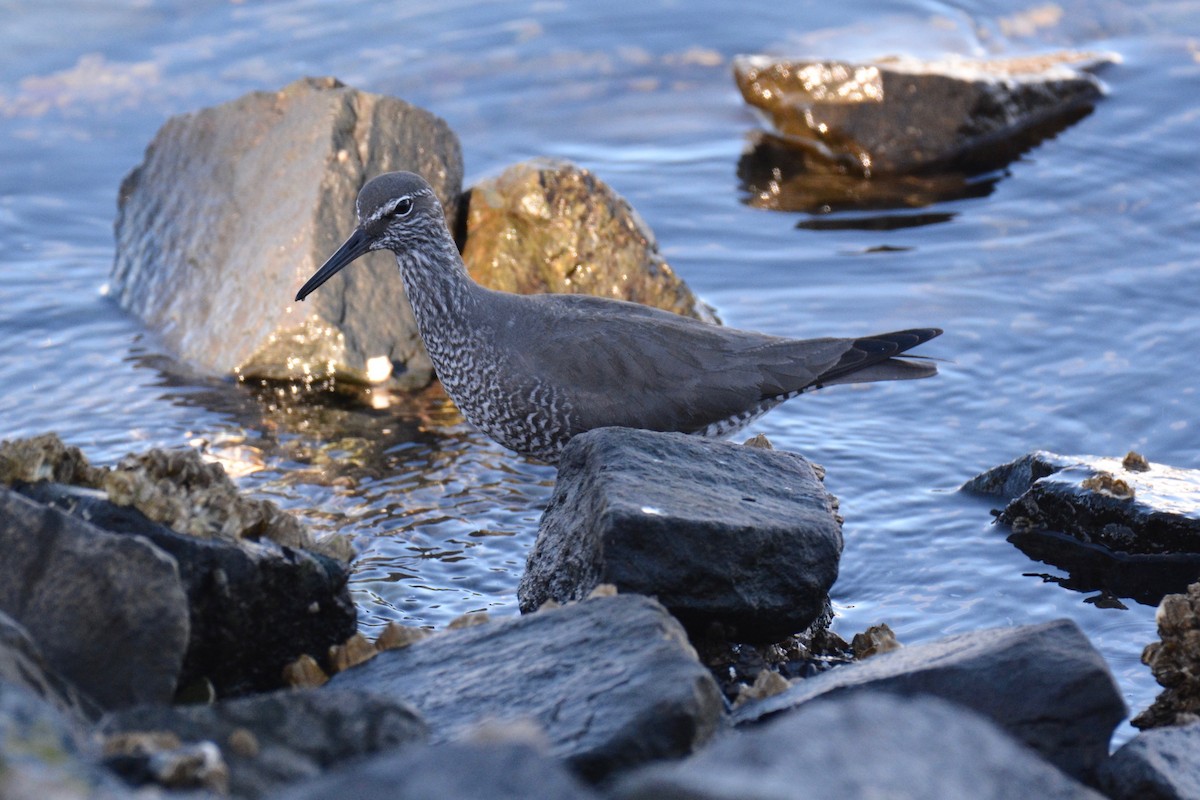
[732,52,1112,176]
[327,594,723,782]
[0,487,189,711]
[0,610,98,724]
[111,76,464,388]
[851,622,901,659]
[614,691,1105,800]
[0,680,131,800]
[16,480,357,698]
[1134,582,1200,729]
[732,619,1125,783]
[461,159,715,323]
[963,451,1200,603]
[101,687,426,798]
[1100,720,1200,800]
[517,428,843,642]
[273,741,599,800]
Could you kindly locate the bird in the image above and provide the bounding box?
[295,171,941,463]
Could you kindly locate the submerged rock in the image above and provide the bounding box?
[1134,581,1200,730]
[732,619,1125,783]
[518,428,843,642]
[461,159,715,323]
[733,52,1112,176]
[616,692,1105,800]
[1100,719,1200,800]
[102,688,426,798]
[964,451,1200,603]
[111,76,463,388]
[327,594,723,782]
[0,487,189,711]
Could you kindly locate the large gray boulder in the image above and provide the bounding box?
[733,619,1126,783]
[615,691,1105,800]
[518,428,843,642]
[327,594,724,782]
[0,487,189,711]
[111,76,463,388]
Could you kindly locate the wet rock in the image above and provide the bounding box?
[0,611,98,724]
[461,159,715,323]
[517,428,843,642]
[1100,720,1200,800]
[16,480,357,698]
[273,741,599,800]
[615,691,1105,800]
[732,619,1125,783]
[111,76,463,388]
[0,680,131,800]
[0,487,189,711]
[964,451,1200,603]
[328,594,723,782]
[1134,582,1200,729]
[851,622,901,659]
[733,52,1112,176]
[101,688,426,798]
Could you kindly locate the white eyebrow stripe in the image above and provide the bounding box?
[364,194,414,224]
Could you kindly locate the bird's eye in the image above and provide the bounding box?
[393,198,414,217]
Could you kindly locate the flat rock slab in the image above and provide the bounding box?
[328,594,724,782]
[732,619,1125,783]
[274,742,599,800]
[615,691,1105,800]
[17,481,356,697]
[0,487,189,711]
[111,76,463,388]
[102,688,426,798]
[733,52,1112,175]
[1100,720,1200,800]
[462,158,714,323]
[518,428,842,642]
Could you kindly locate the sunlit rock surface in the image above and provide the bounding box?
[1134,582,1200,730]
[462,159,716,323]
[111,76,463,389]
[733,52,1113,186]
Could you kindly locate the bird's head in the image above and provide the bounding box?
[294,171,444,302]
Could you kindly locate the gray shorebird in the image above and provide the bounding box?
[295,171,941,463]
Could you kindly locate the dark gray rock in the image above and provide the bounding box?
[733,619,1125,783]
[101,688,426,798]
[0,610,98,724]
[0,487,188,710]
[112,76,464,389]
[17,481,356,697]
[518,428,842,642]
[0,679,131,800]
[273,741,599,800]
[1100,721,1200,800]
[963,451,1200,603]
[328,594,724,782]
[733,52,1112,175]
[615,691,1105,800]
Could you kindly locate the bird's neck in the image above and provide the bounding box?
[394,235,484,353]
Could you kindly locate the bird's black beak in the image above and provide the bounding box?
[294,228,372,302]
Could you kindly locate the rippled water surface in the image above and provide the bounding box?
[3,0,1199,743]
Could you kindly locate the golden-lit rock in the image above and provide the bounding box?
[852,623,902,659]
[328,632,378,673]
[1134,582,1200,729]
[282,654,329,688]
[374,621,430,651]
[732,668,791,709]
[447,612,491,630]
[0,432,104,486]
[227,727,260,759]
[1123,451,1151,472]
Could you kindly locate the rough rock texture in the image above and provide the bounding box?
[16,481,356,698]
[1100,720,1200,800]
[111,76,463,388]
[732,619,1126,783]
[0,680,131,800]
[102,688,426,798]
[733,52,1111,175]
[328,594,724,782]
[964,451,1200,603]
[1134,582,1200,729]
[461,159,715,323]
[0,611,98,724]
[274,742,600,800]
[0,487,189,711]
[518,428,843,642]
[615,691,1105,800]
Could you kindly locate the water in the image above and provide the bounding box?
[3,0,1198,744]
